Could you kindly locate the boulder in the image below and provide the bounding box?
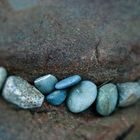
[0,0,139,83]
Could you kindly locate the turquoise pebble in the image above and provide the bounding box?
[55,75,81,89]
[34,74,58,94]
[117,82,140,107]
[67,81,97,113]
[96,83,118,116]
[46,90,67,106]
[0,67,7,90]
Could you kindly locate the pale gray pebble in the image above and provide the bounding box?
[96,83,118,116]
[0,67,7,90]
[67,81,97,113]
[2,76,44,109]
[117,82,140,107]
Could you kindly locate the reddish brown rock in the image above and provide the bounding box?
[0,0,140,83]
[0,98,140,140]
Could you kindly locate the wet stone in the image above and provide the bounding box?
[55,75,81,89]
[67,81,97,113]
[46,90,67,106]
[2,76,44,109]
[96,83,118,116]
[117,82,140,107]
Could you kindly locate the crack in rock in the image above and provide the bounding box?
[115,124,135,140]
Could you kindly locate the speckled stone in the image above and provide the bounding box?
[0,67,7,90]
[34,74,58,94]
[117,82,140,107]
[96,83,118,116]
[2,76,44,109]
[67,81,97,113]
[46,90,67,106]
[55,75,81,89]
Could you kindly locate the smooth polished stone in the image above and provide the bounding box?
[34,74,58,94]
[0,67,7,90]
[46,90,67,106]
[67,81,97,113]
[96,83,118,116]
[55,75,81,89]
[2,76,44,109]
[117,82,140,107]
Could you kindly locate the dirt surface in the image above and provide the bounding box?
[0,98,140,140]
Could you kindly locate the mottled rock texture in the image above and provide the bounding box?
[0,0,140,83]
[0,0,140,140]
[2,76,44,109]
[0,98,140,140]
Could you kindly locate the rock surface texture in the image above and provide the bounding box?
[2,76,44,109]
[0,0,140,140]
[0,0,140,83]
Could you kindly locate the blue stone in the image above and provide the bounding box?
[96,83,118,116]
[117,82,140,107]
[46,90,67,106]
[34,74,58,94]
[55,75,81,89]
[0,67,7,90]
[67,81,97,113]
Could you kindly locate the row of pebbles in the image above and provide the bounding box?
[0,67,140,116]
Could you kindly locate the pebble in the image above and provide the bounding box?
[2,76,44,109]
[117,82,140,107]
[34,74,58,94]
[96,83,118,116]
[0,67,7,90]
[46,90,67,106]
[67,81,97,113]
[55,75,81,89]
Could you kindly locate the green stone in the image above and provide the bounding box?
[96,83,118,116]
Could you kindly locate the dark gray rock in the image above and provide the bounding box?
[0,0,139,83]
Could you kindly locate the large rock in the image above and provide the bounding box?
[0,0,140,83]
[0,98,140,140]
